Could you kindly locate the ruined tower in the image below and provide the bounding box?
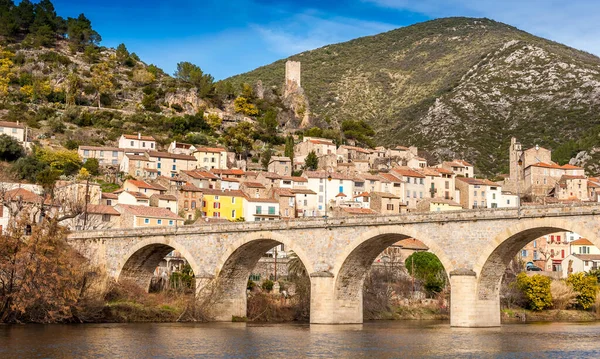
[284,61,301,97]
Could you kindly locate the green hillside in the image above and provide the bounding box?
[227,17,600,175]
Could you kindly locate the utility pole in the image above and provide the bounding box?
[274,246,278,282]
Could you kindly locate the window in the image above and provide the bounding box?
[169,220,174,226]
[232,197,236,204]
[268,206,276,215]
[319,195,323,203]
[157,219,162,225]
[474,201,478,208]
[319,185,324,192]
[387,204,394,210]
[83,150,89,156]
[256,206,262,214]
[339,186,343,193]
[412,191,416,198]
[556,236,561,244]
[492,193,496,200]
[112,159,118,165]
[213,212,220,218]
[521,249,527,257]
[142,142,146,148]
[191,201,196,209]
[232,210,236,218]
[420,178,424,185]
[481,191,485,197]
[144,218,149,224]
[406,190,410,198]
[157,163,161,169]
[130,141,134,146]
[151,143,154,148]
[285,208,289,216]
[213,202,220,209]
[419,192,423,199]
[172,165,176,171]
[113,151,118,157]
[474,191,477,197]
[106,199,112,206]
[102,214,110,222]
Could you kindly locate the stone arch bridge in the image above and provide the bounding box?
[67,204,600,327]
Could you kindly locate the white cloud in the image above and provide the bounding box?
[367,0,600,56]
[252,12,398,56]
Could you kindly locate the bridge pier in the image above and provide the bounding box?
[309,272,363,324]
[450,270,500,327]
[195,275,246,321]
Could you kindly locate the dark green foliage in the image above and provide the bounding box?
[341,119,375,148]
[405,252,447,296]
[0,134,25,162]
[304,150,318,171]
[174,61,214,98]
[169,264,194,291]
[82,157,99,175]
[11,153,46,182]
[261,280,274,292]
[66,13,101,52]
[222,122,255,155]
[63,139,78,150]
[255,108,282,145]
[167,111,211,136]
[115,43,129,63]
[261,145,273,170]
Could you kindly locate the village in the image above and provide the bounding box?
[2,114,599,281]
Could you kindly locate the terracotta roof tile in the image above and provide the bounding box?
[0,121,24,129]
[123,134,155,141]
[148,151,196,161]
[116,204,182,219]
[86,204,120,215]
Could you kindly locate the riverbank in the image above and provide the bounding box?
[502,308,600,323]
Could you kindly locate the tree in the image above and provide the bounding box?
[0,212,90,323]
[115,43,129,64]
[284,135,294,168]
[405,251,447,295]
[341,119,375,148]
[90,62,113,108]
[261,145,273,170]
[132,68,155,85]
[173,61,214,98]
[222,122,255,157]
[0,134,24,162]
[516,273,552,311]
[257,108,279,143]
[82,158,100,176]
[304,150,318,171]
[66,14,101,52]
[233,96,258,116]
[0,48,14,101]
[567,272,598,309]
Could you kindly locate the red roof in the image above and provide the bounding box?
[341,207,377,215]
[561,164,584,170]
[3,188,42,203]
[0,121,24,129]
[126,179,162,190]
[335,192,347,198]
[120,191,149,199]
[148,151,196,161]
[391,167,426,178]
[116,204,182,219]
[86,204,120,215]
[571,238,595,246]
[242,182,265,188]
[211,169,245,176]
[195,147,227,153]
[182,170,219,180]
[123,134,155,141]
[309,139,335,145]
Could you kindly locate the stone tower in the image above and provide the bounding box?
[284,61,301,96]
[509,137,522,182]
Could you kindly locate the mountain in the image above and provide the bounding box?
[226,17,600,176]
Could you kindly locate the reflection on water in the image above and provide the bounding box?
[1,320,600,358]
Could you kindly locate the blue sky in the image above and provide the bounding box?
[46,0,600,80]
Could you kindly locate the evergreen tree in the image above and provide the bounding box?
[304,150,318,171]
[174,61,214,98]
[115,43,129,63]
[284,135,294,168]
[66,14,101,52]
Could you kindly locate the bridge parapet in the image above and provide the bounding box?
[68,203,600,240]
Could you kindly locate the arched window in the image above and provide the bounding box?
[191,201,196,209]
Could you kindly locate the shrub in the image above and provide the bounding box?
[516,273,552,311]
[567,272,598,309]
[261,280,274,292]
[0,134,25,162]
[550,280,578,310]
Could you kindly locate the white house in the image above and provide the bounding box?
[243,198,280,222]
[561,254,600,277]
[118,133,156,151]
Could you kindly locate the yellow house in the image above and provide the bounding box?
[416,198,463,212]
[201,189,245,221]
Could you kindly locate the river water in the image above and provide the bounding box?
[1,320,600,358]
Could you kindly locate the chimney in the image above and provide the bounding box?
[138,133,141,139]
[535,144,539,151]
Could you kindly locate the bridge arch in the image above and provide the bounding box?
[475,216,600,301]
[330,225,453,323]
[208,231,314,321]
[116,237,202,291]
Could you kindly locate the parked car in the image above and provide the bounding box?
[527,266,543,271]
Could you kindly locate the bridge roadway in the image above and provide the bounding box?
[68,203,600,327]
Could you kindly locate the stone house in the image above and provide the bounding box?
[418,167,455,201]
[101,192,118,206]
[588,177,600,202]
[290,188,318,217]
[54,180,102,206]
[336,145,372,163]
[115,204,183,228]
[268,156,292,176]
[74,204,120,230]
[193,147,228,170]
[378,173,404,199]
[553,175,589,201]
[118,133,156,151]
[211,168,245,179]
[439,160,474,178]
[240,181,269,199]
[271,188,296,219]
[78,146,124,167]
[407,157,427,169]
[149,194,178,214]
[278,176,307,189]
[256,172,282,189]
[179,170,219,189]
[178,183,203,220]
[370,192,402,215]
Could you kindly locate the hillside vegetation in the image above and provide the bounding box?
[227,17,600,175]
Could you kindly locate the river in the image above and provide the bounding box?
[1,321,600,358]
